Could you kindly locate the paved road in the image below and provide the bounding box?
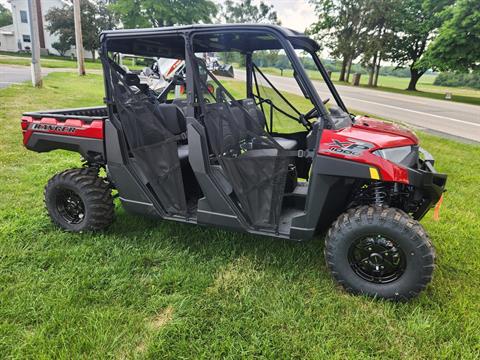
[235,70,480,143]
[0,65,103,89]
[0,64,57,88]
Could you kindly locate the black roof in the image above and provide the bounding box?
[101,24,320,58]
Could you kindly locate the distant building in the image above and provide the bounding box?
[0,0,90,57]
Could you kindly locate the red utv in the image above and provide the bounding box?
[21,25,446,300]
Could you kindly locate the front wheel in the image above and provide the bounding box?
[325,206,435,301]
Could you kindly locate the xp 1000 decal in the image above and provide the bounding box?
[325,138,373,156]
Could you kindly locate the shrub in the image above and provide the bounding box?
[434,72,480,89]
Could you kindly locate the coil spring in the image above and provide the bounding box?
[371,181,387,205]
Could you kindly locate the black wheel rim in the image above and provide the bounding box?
[348,235,406,284]
[56,188,85,224]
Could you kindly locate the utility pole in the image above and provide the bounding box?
[27,0,42,87]
[73,0,86,76]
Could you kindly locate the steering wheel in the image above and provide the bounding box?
[304,98,330,120]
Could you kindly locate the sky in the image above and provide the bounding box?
[1,0,318,33]
[248,0,318,32]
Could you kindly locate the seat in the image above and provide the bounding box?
[273,137,297,150]
[152,103,189,163]
[153,103,186,135]
[177,144,189,161]
[238,99,298,150]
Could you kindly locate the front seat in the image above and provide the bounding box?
[238,99,298,150]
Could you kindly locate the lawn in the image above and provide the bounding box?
[0,53,104,70]
[1,72,479,359]
[0,53,146,71]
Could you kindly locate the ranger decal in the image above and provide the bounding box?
[31,123,78,133]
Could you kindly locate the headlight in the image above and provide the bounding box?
[373,145,418,167]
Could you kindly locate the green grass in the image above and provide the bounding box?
[1,72,480,358]
[255,66,480,106]
[0,53,104,70]
[0,53,148,71]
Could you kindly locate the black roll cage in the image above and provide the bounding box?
[100,24,350,131]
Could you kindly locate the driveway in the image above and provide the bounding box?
[0,64,58,88]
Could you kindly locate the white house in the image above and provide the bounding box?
[0,0,87,57]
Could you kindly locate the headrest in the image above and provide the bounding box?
[124,73,140,87]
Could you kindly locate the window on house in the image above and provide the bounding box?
[22,35,31,43]
[20,10,28,23]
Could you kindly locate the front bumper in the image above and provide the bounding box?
[407,147,447,219]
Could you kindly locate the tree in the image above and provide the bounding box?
[359,0,399,87]
[0,3,12,27]
[52,36,71,56]
[46,0,114,60]
[308,0,371,82]
[110,0,217,29]
[386,0,452,91]
[423,0,480,72]
[220,0,280,24]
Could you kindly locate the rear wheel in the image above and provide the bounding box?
[44,168,115,232]
[325,206,435,300]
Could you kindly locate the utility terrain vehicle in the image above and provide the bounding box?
[21,25,447,300]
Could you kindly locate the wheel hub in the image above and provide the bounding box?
[348,235,406,284]
[56,189,85,224]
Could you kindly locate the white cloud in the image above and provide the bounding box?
[267,0,317,32]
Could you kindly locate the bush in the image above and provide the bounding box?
[434,72,480,89]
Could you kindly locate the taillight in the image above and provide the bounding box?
[21,119,29,130]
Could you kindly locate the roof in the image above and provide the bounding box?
[101,24,320,58]
[0,24,14,35]
[101,23,304,38]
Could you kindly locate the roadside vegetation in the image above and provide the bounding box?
[1,72,479,358]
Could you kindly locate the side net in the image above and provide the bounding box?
[195,59,290,229]
[107,63,188,216]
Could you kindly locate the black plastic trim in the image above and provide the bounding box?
[408,161,447,219]
[26,132,104,162]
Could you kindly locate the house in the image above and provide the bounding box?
[0,0,89,57]
[0,24,16,52]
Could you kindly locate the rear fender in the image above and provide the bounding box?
[21,116,105,163]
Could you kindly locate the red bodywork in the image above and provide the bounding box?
[21,116,104,145]
[318,117,418,184]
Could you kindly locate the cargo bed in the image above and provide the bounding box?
[23,106,109,121]
[21,106,108,162]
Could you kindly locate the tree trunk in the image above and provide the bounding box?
[407,67,423,91]
[368,52,377,87]
[91,50,95,62]
[339,57,348,82]
[346,57,353,83]
[373,54,381,87]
